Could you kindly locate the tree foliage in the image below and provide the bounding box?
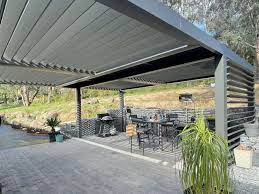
[160,0,259,76]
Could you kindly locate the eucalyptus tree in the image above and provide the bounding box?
[19,85,40,106]
[160,0,259,78]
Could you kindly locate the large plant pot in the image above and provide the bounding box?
[55,134,64,142]
[244,123,259,137]
[48,132,56,142]
[234,147,253,169]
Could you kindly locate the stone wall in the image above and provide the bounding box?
[130,108,215,124]
[61,108,215,137]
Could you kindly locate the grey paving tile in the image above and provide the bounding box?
[0,139,181,194]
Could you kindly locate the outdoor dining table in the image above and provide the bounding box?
[134,119,177,150]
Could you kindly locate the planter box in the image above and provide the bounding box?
[234,148,253,169]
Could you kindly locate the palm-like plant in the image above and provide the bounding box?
[179,115,233,193]
[46,116,61,133]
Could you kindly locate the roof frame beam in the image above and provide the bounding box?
[81,56,215,90]
[62,44,197,87]
[123,78,162,85]
[65,47,216,88]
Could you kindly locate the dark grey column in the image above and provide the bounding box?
[76,87,82,138]
[215,55,227,139]
[119,90,125,132]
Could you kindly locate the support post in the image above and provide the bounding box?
[215,55,227,139]
[76,87,82,138]
[119,90,125,132]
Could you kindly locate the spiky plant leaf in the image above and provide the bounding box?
[46,116,61,132]
[179,115,233,193]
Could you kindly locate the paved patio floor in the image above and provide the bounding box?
[232,137,259,194]
[0,139,181,194]
[84,133,181,164]
[0,125,48,150]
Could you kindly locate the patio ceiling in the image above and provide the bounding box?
[0,0,253,88]
[81,49,216,90]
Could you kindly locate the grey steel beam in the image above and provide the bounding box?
[76,87,82,138]
[123,78,162,85]
[61,45,195,87]
[64,47,215,88]
[215,55,227,139]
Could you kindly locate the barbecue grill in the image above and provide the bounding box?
[97,115,117,137]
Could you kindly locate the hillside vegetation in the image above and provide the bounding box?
[0,80,216,130]
[1,80,259,131]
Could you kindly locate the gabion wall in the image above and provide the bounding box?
[129,108,215,124]
[81,119,97,136]
[61,108,216,138]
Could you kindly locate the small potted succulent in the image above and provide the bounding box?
[46,116,61,142]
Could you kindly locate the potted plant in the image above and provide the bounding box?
[46,116,61,142]
[179,116,233,193]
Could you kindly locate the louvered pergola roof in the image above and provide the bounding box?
[0,0,252,89]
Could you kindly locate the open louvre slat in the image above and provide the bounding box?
[227,119,255,130]
[227,94,254,99]
[228,135,242,143]
[227,100,254,104]
[228,128,245,137]
[227,73,254,86]
[227,62,254,77]
[0,0,7,24]
[227,115,255,123]
[227,67,254,82]
[226,61,255,151]
[227,80,254,90]
[227,86,254,95]
[227,110,255,117]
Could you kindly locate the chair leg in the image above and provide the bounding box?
[137,133,141,149]
[166,127,170,142]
